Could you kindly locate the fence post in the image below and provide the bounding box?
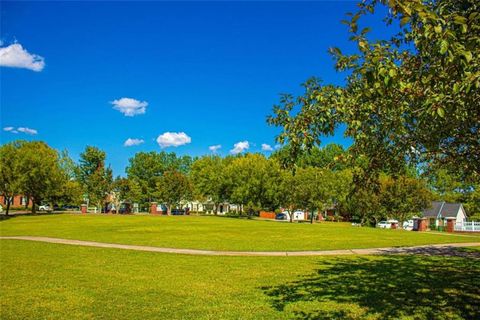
[150,202,158,215]
[446,217,456,233]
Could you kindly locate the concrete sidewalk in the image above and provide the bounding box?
[1,236,479,257]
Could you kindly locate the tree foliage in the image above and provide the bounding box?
[16,141,65,213]
[156,170,192,214]
[77,146,113,210]
[268,0,479,182]
[0,141,23,215]
[126,151,194,206]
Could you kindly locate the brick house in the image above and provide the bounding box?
[0,195,33,208]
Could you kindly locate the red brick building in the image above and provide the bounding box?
[0,195,33,208]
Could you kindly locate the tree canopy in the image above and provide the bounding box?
[268,0,479,182]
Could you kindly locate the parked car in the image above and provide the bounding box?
[171,208,185,215]
[38,205,51,211]
[275,212,289,221]
[275,211,305,221]
[377,219,398,229]
[403,220,414,230]
[377,221,390,228]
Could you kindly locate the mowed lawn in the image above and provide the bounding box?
[1,214,479,251]
[1,240,479,319]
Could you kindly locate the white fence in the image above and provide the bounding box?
[454,221,480,232]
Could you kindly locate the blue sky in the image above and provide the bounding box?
[0,1,391,175]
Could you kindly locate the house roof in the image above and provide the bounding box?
[422,201,465,218]
[422,201,444,218]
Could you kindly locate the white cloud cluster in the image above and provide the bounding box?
[156,132,191,148]
[0,43,45,72]
[261,143,273,151]
[209,144,221,152]
[111,97,148,116]
[3,126,37,135]
[124,138,144,147]
[230,141,249,154]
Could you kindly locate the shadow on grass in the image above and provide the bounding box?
[0,211,73,221]
[262,253,480,319]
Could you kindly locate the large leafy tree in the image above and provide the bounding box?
[156,170,192,214]
[379,174,431,224]
[77,146,113,210]
[190,155,230,214]
[16,141,65,213]
[268,0,479,182]
[126,151,194,206]
[225,154,283,215]
[111,177,143,213]
[0,141,23,215]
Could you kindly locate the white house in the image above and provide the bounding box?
[422,201,467,227]
[180,199,239,215]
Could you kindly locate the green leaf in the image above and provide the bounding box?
[440,40,448,54]
[463,51,472,62]
[434,25,442,34]
[400,16,410,27]
[437,107,445,118]
[453,83,460,93]
[389,69,397,77]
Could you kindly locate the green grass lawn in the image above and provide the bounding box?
[1,214,479,251]
[1,240,479,319]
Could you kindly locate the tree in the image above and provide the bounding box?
[379,175,431,225]
[126,151,194,207]
[268,0,480,182]
[190,156,229,214]
[272,144,348,171]
[16,141,65,213]
[292,167,325,223]
[77,146,113,211]
[111,177,143,213]
[225,154,283,216]
[0,141,23,215]
[156,170,192,215]
[348,184,384,226]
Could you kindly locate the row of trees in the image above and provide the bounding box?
[1,139,477,222]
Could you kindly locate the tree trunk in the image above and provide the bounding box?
[310,208,315,224]
[5,196,11,216]
[31,199,37,214]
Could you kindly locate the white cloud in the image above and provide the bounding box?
[110,97,148,116]
[0,43,45,71]
[274,144,282,149]
[261,143,273,151]
[124,138,144,147]
[230,141,249,154]
[156,132,191,148]
[3,127,14,132]
[209,144,221,152]
[17,127,37,135]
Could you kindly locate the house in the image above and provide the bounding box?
[422,201,467,227]
[0,195,33,208]
[180,199,239,214]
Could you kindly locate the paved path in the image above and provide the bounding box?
[2,236,479,257]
